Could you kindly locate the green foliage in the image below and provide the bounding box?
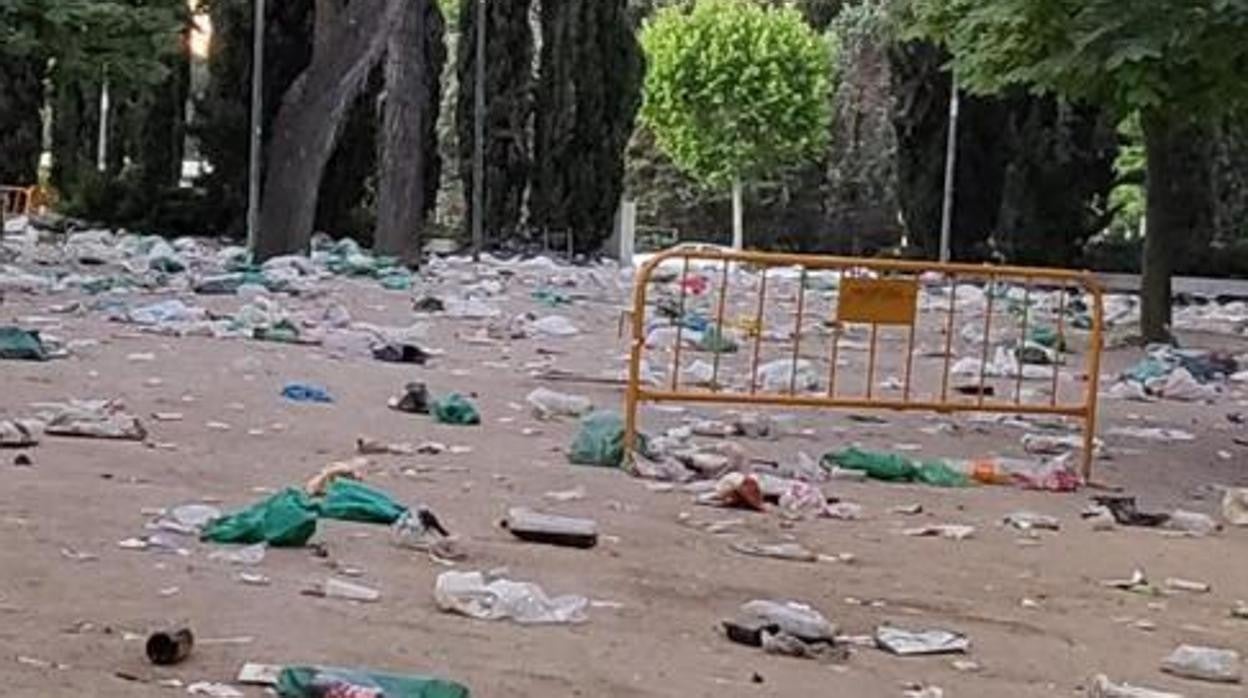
[1107,114,1145,238]
[640,0,834,188]
[0,0,185,87]
[904,0,1248,117]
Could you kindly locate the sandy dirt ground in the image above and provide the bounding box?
[1,248,1247,697]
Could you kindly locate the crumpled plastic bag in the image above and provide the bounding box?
[431,393,481,425]
[37,399,147,441]
[531,315,579,337]
[317,479,407,525]
[1223,488,1248,527]
[0,326,48,361]
[568,411,627,468]
[276,666,469,698]
[434,570,588,624]
[821,448,968,487]
[201,488,319,547]
[756,359,818,392]
[0,418,42,447]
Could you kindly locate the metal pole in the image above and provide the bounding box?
[97,70,109,173]
[471,0,486,262]
[938,73,959,263]
[246,0,266,255]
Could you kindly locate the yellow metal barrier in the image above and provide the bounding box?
[1,185,34,218]
[625,247,1105,479]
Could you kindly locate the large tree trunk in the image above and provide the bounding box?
[374,0,445,261]
[255,0,397,261]
[1140,110,1214,342]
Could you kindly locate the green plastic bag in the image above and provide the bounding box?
[823,447,917,482]
[0,326,48,361]
[914,461,970,487]
[201,488,318,547]
[532,288,571,306]
[569,411,627,468]
[431,393,481,425]
[277,666,469,698]
[697,325,738,354]
[318,480,407,525]
[1028,326,1066,351]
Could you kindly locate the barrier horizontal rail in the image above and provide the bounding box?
[624,246,1105,480]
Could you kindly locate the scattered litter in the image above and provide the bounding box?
[698,472,765,511]
[1222,488,1248,526]
[391,508,459,559]
[208,543,267,566]
[304,577,381,603]
[904,524,975,540]
[503,508,598,549]
[1164,578,1211,594]
[36,399,146,440]
[543,486,586,502]
[755,359,818,392]
[1089,674,1183,698]
[389,381,430,414]
[281,382,334,404]
[568,411,628,468]
[0,326,49,360]
[1003,511,1060,531]
[875,626,969,655]
[531,315,580,337]
[526,387,593,420]
[355,436,414,455]
[1092,497,1169,527]
[146,628,194,666]
[201,489,319,547]
[431,393,481,425]
[1102,569,1156,594]
[275,666,469,698]
[1165,510,1219,537]
[724,599,843,660]
[1160,645,1241,684]
[730,540,818,562]
[305,457,369,496]
[372,343,430,364]
[1108,427,1195,442]
[186,682,244,697]
[0,419,41,448]
[434,570,588,624]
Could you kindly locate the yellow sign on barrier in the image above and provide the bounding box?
[837,277,918,325]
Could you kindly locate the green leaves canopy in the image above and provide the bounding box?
[0,0,185,86]
[904,0,1248,117]
[640,0,834,188]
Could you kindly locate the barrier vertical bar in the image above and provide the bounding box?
[976,275,995,407]
[670,255,691,391]
[710,259,730,390]
[788,269,808,395]
[940,275,958,402]
[748,270,768,394]
[1015,280,1032,404]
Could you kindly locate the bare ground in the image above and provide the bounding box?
[1,268,1246,697]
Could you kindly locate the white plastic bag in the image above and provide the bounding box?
[434,570,588,624]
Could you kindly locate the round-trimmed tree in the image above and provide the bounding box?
[640,0,833,249]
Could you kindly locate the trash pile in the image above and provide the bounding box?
[1107,344,1240,401]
